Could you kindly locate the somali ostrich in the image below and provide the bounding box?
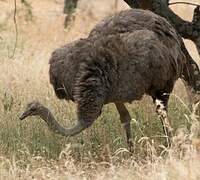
[20,9,186,150]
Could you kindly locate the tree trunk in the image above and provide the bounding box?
[64,0,78,14]
[63,0,78,27]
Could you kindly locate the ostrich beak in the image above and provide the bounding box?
[19,111,30,120]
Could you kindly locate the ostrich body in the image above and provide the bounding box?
[89,9,200,92]
[20,26,185,150]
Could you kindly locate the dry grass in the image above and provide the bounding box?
[0,0,200,179]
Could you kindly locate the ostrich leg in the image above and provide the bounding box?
[155,95,173,148]
[115,103,133,152]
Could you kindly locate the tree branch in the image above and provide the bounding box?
[123,0,140,8]
[123,0,200,55]
[193,6,200,54]
[152,1,199,40]
[169,2,200,7]
[164,0,169,5]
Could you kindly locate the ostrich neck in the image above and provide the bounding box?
[38,106,85,137]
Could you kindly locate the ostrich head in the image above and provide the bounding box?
[19,101,42,120]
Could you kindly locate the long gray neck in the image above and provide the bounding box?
[38,106,85,137]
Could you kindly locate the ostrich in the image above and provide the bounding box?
[20,20,185,150]
[20,30,185,148]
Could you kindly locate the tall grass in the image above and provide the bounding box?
[0,0,200,179]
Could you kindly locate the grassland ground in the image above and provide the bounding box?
[0,0,200,179]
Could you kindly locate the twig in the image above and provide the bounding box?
[169,2,200,7]
[10,0,18,59]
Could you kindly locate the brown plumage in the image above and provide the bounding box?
[20,9,186,150]
[89,9,179,44]
[89,9,199,91]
